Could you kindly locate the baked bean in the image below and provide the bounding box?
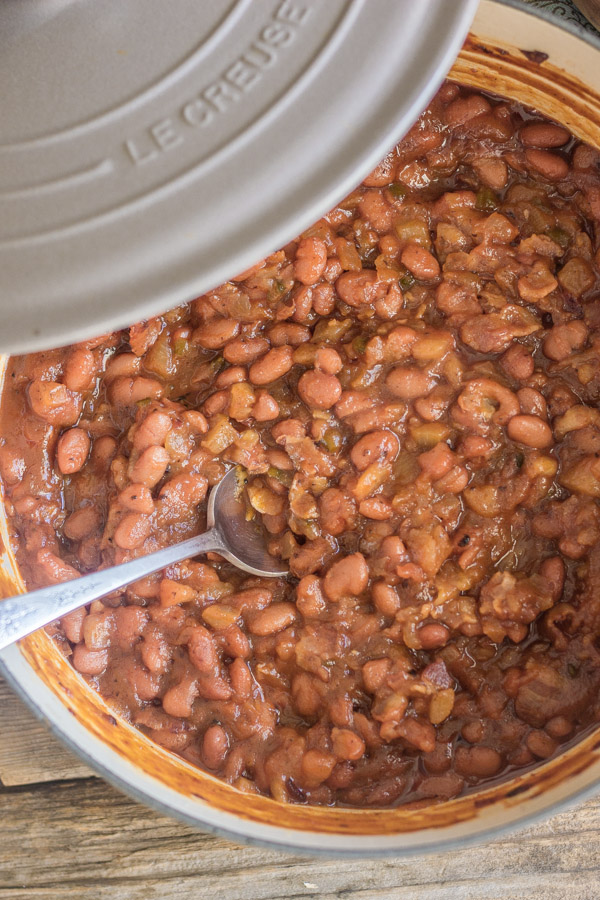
[72,644,108,676]
[248,602,297,636]
[331,728,366,761]
[400,244,440,281]
[104,353,140,380]
[118,484,155,515]
[301,748,337,786]
[223,336,269,365]
[525,148,569,181]
[295,575,327,617]
[517,387,547,418]
[323,553,369,601]
[64,349,96,391]
[188,626,219,674]
[133,411,172,452]
[202,724,229,769]
[371,581,401,616]
[109,376,163,406]
[444,93,491,126]
[63,506,101,540]
[162,677,198,717]
[386,367,435,399]
[61,608,87,644]
[159,472,208,507]
[542,320,587,361]
[315,347,343,374]
[130,445,170,487]
[455,746,502,778]
[294,237,328,285]
[520,122,570,148]
[417,623,450,650]
[350,430,399,471]
[56,428,90,474]
[194,318,240,350]
[28,380,82,426]
[252,391,280,421]
[229,658,253,698]
[500,343,534,381]
[114,513,151,550]
[91,435,117,471]
[298,370,342,409]
[249,346,294,385]
[507,414,553,448]
[336,269,386,307]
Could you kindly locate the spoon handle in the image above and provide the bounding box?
[0,528,225,651]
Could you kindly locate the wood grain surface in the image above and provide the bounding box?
[1,675,600,899]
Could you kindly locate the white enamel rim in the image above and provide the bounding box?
[2,0,600,857]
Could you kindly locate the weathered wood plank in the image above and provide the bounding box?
[1,776,600,900]
[0,677,92,786]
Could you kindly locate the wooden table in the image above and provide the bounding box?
[1,675,600,899]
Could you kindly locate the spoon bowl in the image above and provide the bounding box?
[0,467,287,651]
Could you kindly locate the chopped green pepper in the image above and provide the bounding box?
[547,226,570,249]
[388,182,407,199]
[475,186,499,212]
[268,466,293,487]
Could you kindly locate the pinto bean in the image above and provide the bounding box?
[252,391,280,421]
[371,581,401,616]
[133,410,172,452]
[500,343,534,380]
[118,483,155,515]
[386,367,435,399]
[315,347,343,374]
[336,270,386,307]
[223,336,269,364]
[130,445,170,487]
[350,430,399,471]
[248,602,297,636]
[104,353,140,380]
[455,745,502,777]
[520,122,570,148]
[525,149,569,181]
[249,346,294,385]
[295,575,327,617]
[542,320,587,361]
[517,388,547,418]
[114,513,151,550]
[56,428,90,474]
[72,643,108,676]
[194,318,240,349]
[63,506,101,541]
[297,370,342,409]
[323,553,369,601]
[401,244,440,280]
[444,94,491,126]
[109,376,163,406]
[294,237,328,285]
[202,724,229,769]
[319,488,357,536]
[417,623,450,650]
[331,728,366,761]
[188,625,219,673]
[28,380,82,426]
[64,349,96,392]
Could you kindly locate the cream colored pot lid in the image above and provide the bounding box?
[0,0,478,353]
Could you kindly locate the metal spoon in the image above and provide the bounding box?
[0,468,287,651]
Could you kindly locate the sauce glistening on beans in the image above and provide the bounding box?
[3,81,600,808]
